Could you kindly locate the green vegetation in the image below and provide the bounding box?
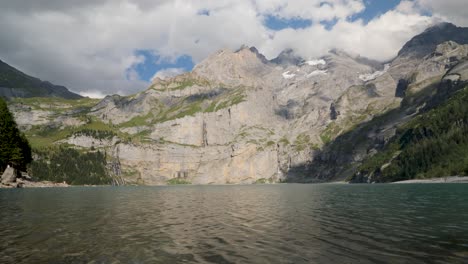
[12,97,99,111]
[295,133,311,151]
[29,146,112,185]
[204,90,246,113]
[169,79,207,91]
[351,86,468,182]
[154,88,246,122]
[72,129,116,140]
[0,97,32,172]
[151,77,211,91]
[25,116,120,148]
[118,112,155,128]
[279,137,290,145]
[167,178,191,185]
[254,178,274,184]
[293,133,319,152]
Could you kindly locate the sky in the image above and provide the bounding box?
[0,0,467,98]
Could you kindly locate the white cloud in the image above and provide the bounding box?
[254,0,365,21]
[152,68,187,81]
[0,0,463,96]
[79,91,107,99]
[416,0,468,26]
[258,1,435,61]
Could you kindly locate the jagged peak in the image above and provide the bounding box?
[423,22,458,33]
[270,48,304,66]
[196,45,269,69]
[235,44,249,52]
[398,22,468,59]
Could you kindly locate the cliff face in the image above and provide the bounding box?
[8,23,468,185]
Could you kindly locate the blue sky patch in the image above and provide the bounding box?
[320,18,339,30]
[197,9,210,16]
[351,0,401,23]
[130,50,194,82]
[264,15,313,30]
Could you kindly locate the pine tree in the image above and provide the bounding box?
[0,97,32,173]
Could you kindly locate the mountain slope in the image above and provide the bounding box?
[398,22,468,59]
[352,83,468,183]
[288,24,468,183]
[0,59,82,99]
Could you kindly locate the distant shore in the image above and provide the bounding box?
[392,176,468,184]
[0,178,69,189]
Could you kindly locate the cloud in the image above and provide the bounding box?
[416,0,468,26]
[258,1,435,61]
[254,0,366,21]
[0,0,463,96]
[152,68,187,81]
[78,91,107,99]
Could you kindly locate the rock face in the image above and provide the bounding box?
[8,23,468,185]
[1,166,17,184]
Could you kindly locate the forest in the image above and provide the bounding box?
[30,147,112,185]
[351,86,468,182]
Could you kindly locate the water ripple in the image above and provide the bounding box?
[1,184,468,263]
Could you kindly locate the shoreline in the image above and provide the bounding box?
[3,177,468,189]
[0,178,69,189]
[391,176,468,184]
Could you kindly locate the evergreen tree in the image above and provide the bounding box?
[353,86,468,182]
[0,97,32,172]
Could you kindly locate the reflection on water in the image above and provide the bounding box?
[1,184,468,263]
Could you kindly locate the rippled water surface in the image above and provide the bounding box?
[1,184,468,263]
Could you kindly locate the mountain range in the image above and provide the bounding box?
[4,22,468,185]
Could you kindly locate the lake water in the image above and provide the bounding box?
[1,184,468,263]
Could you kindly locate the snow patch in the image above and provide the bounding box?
[305,59,326,66]
[282,71,296,79]
[307,70,328,78]
[359,64,390,82]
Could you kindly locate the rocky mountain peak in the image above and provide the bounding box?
[192,45,274,87]
[270,48,304,66]
[398,22,468,59]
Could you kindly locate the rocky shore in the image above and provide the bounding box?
[392,176,468,184]
[1,166,69,189]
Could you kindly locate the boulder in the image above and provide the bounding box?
[1,166,17,184]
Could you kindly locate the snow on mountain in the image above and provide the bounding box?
[305,59,326,66]
[359,64,390,82]
[307,70,328,78]
[282,71,296,79]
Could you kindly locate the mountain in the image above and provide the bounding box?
[398,22,468,59]
[6,22,468,185]
[351,84,468,183]
[0,59,82,99]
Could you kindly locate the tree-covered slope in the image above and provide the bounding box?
[0,97,32,172]
[0,59,82,99]
[351,85,468,183]
[30,147,112,185]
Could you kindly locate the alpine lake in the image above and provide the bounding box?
[1,184,468,263]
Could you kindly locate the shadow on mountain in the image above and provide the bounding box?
[284,77,467,183]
